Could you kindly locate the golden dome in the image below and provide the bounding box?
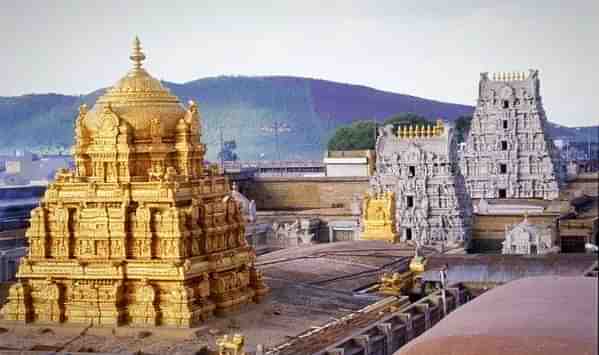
[82,37,186,141]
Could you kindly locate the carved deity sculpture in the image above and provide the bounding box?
[217,334,246,355]
[361,191,399,242]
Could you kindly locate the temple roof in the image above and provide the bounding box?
[396,276,598,355]
[81,37,186,141]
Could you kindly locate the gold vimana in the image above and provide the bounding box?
[0,37,268,327]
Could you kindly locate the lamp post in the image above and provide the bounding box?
[440,264,448,316]
[261,121,292,161]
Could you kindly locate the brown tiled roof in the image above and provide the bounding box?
[396,276,598,355]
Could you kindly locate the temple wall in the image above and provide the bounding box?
[242,177,369,210]
[471,213,559,252]
[564,173,599,197]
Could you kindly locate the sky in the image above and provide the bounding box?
[1,0,597,127]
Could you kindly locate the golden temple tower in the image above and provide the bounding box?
[0,37,268,327]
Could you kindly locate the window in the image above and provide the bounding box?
[503,100,509,109]
[498,189,507,199]
[407,196,414,208]
[409,166,416,177]
[501,141,508,151]
[503,120,508,129]
[500,164,507,174]
[406,228,412,241]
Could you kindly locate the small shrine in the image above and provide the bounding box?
[360,191,399,242]
[502,213,559,255]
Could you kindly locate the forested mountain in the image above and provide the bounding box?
[0,76,595,160]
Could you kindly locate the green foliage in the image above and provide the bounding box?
[327,113,434,150]
[217,140,239,161]
[383,112,432,130]
[327,120,377,150]
[454,115,473,143]
[327,113,475,150]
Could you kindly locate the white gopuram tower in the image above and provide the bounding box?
[460,70,562,200]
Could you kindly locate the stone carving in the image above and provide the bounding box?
[368,120,472,248]
[379,271,413,296]
[1,37,268,327]
[268,219,315,247]
[217,334,245,355]
[361,191,399,242]
[0,282,32,322]
[460,70,562,200]
[502,214,559,255]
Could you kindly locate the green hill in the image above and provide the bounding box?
[0,76,595,160]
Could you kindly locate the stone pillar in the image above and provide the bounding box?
[377,322,393,355]
[0,252,6,282]
[399,314,413,341]
[329,226,334,243]
[416,303,431,330]
[353,335,370,354]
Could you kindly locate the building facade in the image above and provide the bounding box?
[0,38,268,327]
[460,70,562,200]
[370,120,472,248]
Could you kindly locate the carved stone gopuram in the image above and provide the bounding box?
[0,38,268,327]
[360,191,399,242]
[460,70,562,200]
[371,120,472,248]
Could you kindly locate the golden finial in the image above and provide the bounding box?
[409,125,414,138]
[399,126,404,139]
[435,119,444,136]
[130,36,146,71]
[426,125,432,137]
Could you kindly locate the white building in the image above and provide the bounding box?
[502,215,559,255]
[324,150,374,177]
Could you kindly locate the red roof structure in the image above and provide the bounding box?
[396,276,598,355]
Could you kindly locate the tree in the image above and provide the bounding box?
[217,140,239,161]
[383,112,432,131]
[327,121,377,150]
[454,115,472,143]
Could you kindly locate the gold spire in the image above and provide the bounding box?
[130,36,146,72]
